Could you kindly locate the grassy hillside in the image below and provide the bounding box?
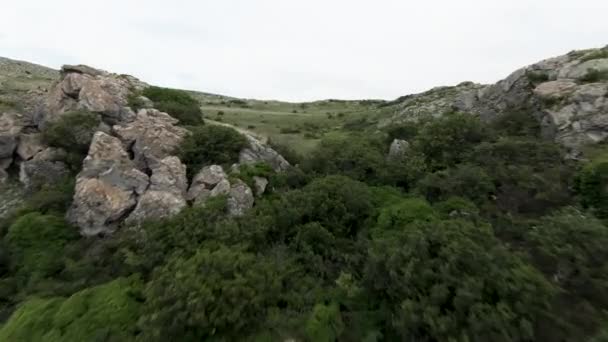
[192,92,386,154]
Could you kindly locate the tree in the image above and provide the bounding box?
[140,245,283,341]
[577,151,608,219]
[364,219,554,341]
[177,125,248,180]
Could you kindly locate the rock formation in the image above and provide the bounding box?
[381,46,608,151]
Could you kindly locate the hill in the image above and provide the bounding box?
[0,47,607,341]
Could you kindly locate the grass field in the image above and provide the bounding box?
[193,93,386,155]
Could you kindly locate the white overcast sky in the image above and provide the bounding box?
[1,0,607,101]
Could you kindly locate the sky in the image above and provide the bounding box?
[1,0,607,102]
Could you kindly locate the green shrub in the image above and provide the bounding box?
[416,164,495,205]
[5,212,76,284]
[580,48,608,62]
[365,219,555,341]
[305,302,344,342]
[142,86,203,125]
[385,122,419,144]
[140,245,283,340]
[42,110,99,171]
[577,151,608,219]
[177,125,248,180]
[580,68,608,83]
[491,111,541,138]
[373,197,437,238]
[526,70,550,84]
[412,113,488,170]
[0,277,142,341]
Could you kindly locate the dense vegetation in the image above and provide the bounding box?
[1,111,607,341]
[137,86,204,125]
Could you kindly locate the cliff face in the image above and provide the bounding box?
[381,46,608,151]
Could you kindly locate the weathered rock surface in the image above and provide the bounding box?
[227,180,254,217]
[381,46,608,150]
[125,156,187,225]
[187,164,255,216]
[68,132,149,236]
[239,134,290,171]
[387,139,410,161]
[16,133,44,160]
[0,112,24,160]
[253,176,268,196]
[43,65,145,126]
[113,109,189,170]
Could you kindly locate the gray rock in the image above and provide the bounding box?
[253,176,268,196]
[68,132,149,236]
[559,58,608,79]
[113,109,189,170]
[534,80,578,99]
[0,112,24,160]
[239,134,290,171]
[125,157,188,225]
[187,165,227,200]
[227,180,254,217]
[16,133,44,160]
[61,64,107,77]
[19,159,69,190]
[387,139,410,161]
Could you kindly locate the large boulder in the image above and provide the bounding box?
[227,180,254,217]
[125,156,188,225]
[68,132,148,236]
[19,147,70,189]
[0,112,24,160]
[16,133,44,160]
[43,65,142,126]
[387,139,410,161]
[113,109,189,170]
[187,164,228,202]
[239,134,290,171]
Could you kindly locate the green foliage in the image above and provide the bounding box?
[42,110,99,171]
[580,68,608,83]
[127,92,147,111]
[416,163,495,205]
[305,302,344,342]
[492,111,541,138]
[373,197,437,238]
[5,213,76,283]
[526,70,550,84]
[365,219,555,341]
[0,277,142,341]
[177,125,248,180]
[385,121,419,143]
[304,134,386,183]
[577,151,608,219]
[142,86,203,125]
[234,162,274,191]
[140,245,283,341]
[413,113,488,170]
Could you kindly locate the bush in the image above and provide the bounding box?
[365,219,555,341]
[142,86,203,125]
[177,125,248,180]
[5,213,76,285]
[385,122,419,144]
[580,68,608,83]
[140,245,283,340]
[577,151,608,219]
[42,110,99,171]
[304,134,386,183]
[412,113,488,170]
[416,164,495,205]
[0,277,142,341]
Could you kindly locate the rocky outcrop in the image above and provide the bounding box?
[68,132,149,236]
[113,109,189,170]
[382,46,608,151]
[239,134,290,171]
[253,176,268,196]
[43,65,146,126]
[187,164,255,216]
[387,139,410,161]
[125,156,188,225]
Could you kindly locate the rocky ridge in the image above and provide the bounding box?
[1,63,289,236]
[380,45,608,151]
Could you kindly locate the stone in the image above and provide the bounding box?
[113,109,189,170]
[387,139,410,161]
[61,64,107,77]
[33,147,67,162]
[558,58,608,79]
[19,159,69,190]
[253,176,268,196]
[68,178,139,236]
[227,180,254,217]
[211,179,231,197]
[68,132,149,236]
[239,134,290,171]
[0,112,25,159]
[149,156,187,195]
[125,190,187,226]
[16,133,44,160]
[534,80,578,99]
[187,165,227,200]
